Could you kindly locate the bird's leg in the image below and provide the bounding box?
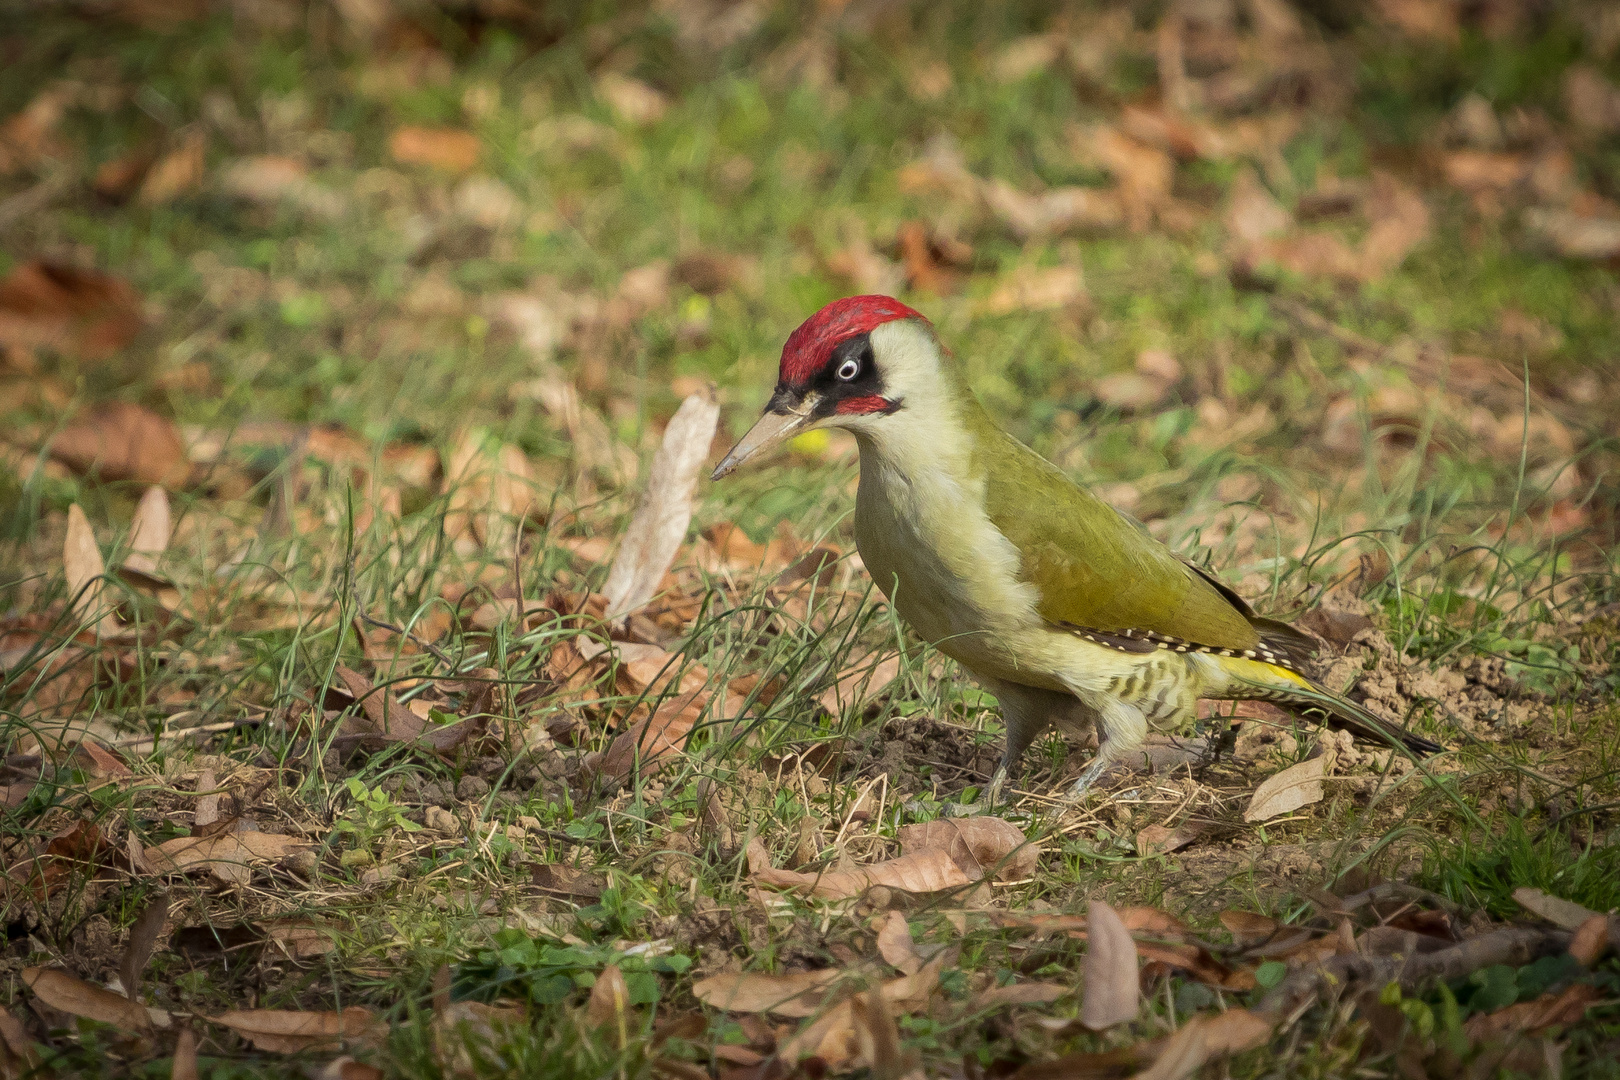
[1062,699,1147,807]
[979,679,1073,807]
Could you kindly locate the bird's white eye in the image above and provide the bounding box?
[836,358,861,381]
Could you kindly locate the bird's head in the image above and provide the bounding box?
[712,295,934,480]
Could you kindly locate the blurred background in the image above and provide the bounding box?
[1,0,1617,585]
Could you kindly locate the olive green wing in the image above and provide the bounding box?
[978,430,1260,653]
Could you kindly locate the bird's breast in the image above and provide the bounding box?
[853,444,1046,680]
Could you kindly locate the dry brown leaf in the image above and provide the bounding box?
[0,82,76,175]
[262,920,337,960]
[332,664,427,742]
[849,989,916,1080]
[1463,984,1598,1042]
[214,1006,377,1053]
[1129,1009,1272,1080]
[1357,172,1431,279]
[1225,168,1292,245]
[171,1027,199,1080]
[692,969,842,1017]
[774,959,943,1069]
[219,155,345,218]
[1372,0,1458,41]
[431,999,526,1075]
[602,391,720,618]
[596,73,670,125]
[123,485,170,575]
[1513,887,1598,930]
[969,982,1069,1011]
[1080,900,1138,1030]
[0,260,142,365]
[51,402,189,487]
[1134,822,1202,856]
[1565,65,1620,136]
[1243,754,1326,822]
[149,829,311,885]
[876,911,923,976]
[137,131,206,206]
[22,967,158,1030]
[1569,915,1613,967]
[818,654,901,715]
[119,892,168,1002]
[1219,910,1279,946]
[897,817,1037,882]
[1087,125,1173,230]
[389,126,481,172]
[440,430,536,553]
[754,847,974,900]
[978,264,1087,316]
[1523,207,1620,260]
[64,504,119,636]
[586,965,631,1029]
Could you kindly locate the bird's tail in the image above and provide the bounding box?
[1207,655,1443,756]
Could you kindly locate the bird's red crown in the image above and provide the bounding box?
[778,295,926,387]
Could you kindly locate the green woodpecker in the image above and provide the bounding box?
[713,296,1440,802]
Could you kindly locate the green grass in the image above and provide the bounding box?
[2,0,1619,1076]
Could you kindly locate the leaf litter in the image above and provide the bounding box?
[0,2,1617,1078]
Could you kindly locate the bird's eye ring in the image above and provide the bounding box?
[836,358,861,381]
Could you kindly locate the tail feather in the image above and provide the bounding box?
[1211,655,1443,757]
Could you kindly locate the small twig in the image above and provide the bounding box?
[1338,881,1462,917]
[1269,296,1387,358]
[357,610,454,668]
[1258,925,1569,1021]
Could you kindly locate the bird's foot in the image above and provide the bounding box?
[984,764,1010,808]
[1058,754,1117,810]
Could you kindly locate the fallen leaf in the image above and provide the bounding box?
[984,179,1125,239]
[1130,1008,1273,1080]
[171,1028,198,1080]
[431,1000,526,1074]
[1243,755,1326,822]
[1565,65,1620,136]
[64,504,119,636]
[51,402,189,486]
[897,817,1038,882]
[389,126,481,173]
[1569,915,1612,967]
[332,665,427,742]
[896,220,964,295]
[123,485,170,575]
[817,654,901,715]
[118,891,168,1001]
[1219,910,1279,947]
[0,82,76,174]
[93,148,156,201]
[1464,984,1598,1042]
[136,130,206,205]
[596,73,670,125]
[1372,0,1458,41]
[1523,207,1620,260]
[213,1006,377,1053]
[219,155,344,218]
[774,959,943,1069]
[1080,900,1138,1030]
[1086,125,1173,230]
[149,829,311,885]
[602,391,720,618]
[849,988,915,1079]
[692,969,842,1017]
[1224,169,1292,245]
[531,863,607,901]
[978,264,1087,316]
[1134,822,1203,856]
[0,260,142,365]
[991,34,1062,82]
[1356,172,1431,280]
[876,911,923,975]
[753,847,975,900]
[262,920,337,959]
[1513,887,1598,930]
[586,964,631,1029]
[22,968,157,1030]
[440,429,536,553]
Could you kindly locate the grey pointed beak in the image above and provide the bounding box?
[711,393,820,481]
